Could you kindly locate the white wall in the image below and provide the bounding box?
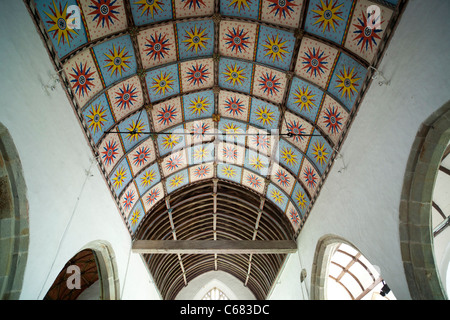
[269,0,450,300]
[0,1,160,300]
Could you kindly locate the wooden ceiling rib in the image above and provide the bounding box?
[135,180,292,299]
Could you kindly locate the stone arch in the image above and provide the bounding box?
[0,122,29,299]
[399,101,450,300]
[79,240,120,300]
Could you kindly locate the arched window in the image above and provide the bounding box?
[326,243,396,300]
[311,235,395,300]
[399,101,450,300]
[0,123,29,300]
[202,287,230,300]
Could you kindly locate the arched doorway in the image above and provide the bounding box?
[44,240,120,300]
[0,123,29,299]
[399,101,450,300]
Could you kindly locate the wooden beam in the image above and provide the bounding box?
[132,240,297,254]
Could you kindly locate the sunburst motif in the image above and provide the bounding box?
[44,0,78,45]
[157,104,178,126]
[134,0,164,18]
[162,133,182,149]
[104,45,132,77]
[286,120,306,143]
[255,106,275,126]
[323,106,343,135]
[353,10,384,52]
[130,208,141,226]
[281,147,298,166]
[258,72,281,97]
[289,208,300,225]
[246,173,262,189]
[112,167,127,189]
[222,145,238,161]
[125,119,146,142]
[165,154,183,171]
[303,166,318,189]
[222,63,247,87]
[335,65,361,101]
[115,83,138,110]
[270,189,284,204]
[250,156,264,171]
[101,140,119,166]
[252,134,270,150]
[189,96,210,116]
[141,169,156,188]
[193,146,209,161]
[224,96,245,117]
[262,34,289,62]
[88,0,121,29]
[267,0,298,19]
[191,122,211,139]
[186,63,210,86]
[69,62,96,98]
[133,146,151,166]
[302,47,329,78]
[122,190,135,210]
[275,169,290,187]
[223,27,251,54]
[146,188,161,205]
[228,0,251,12]
[312,0,344,33]
[221,165,236,178]
[144,32,171,62]
[193,165,211,178]
[311,140,329,166]
[169,174,184,188]
[150,71,175,96]
[295,190,307,210]
[293,85,317,112]
[181,0,206,10]
[182,25,210,53]
[86,103,107,134]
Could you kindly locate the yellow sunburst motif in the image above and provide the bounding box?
[312,0,345,33]
[271,189,284,204]
[293,85,317,112]
[169,174,184,188]
[112,167,127,189]
[44,0,78,46]
[335,66,361,101]
[104,45,132,77]
[262,34,289,62]
[228,0,251,12]
[162,133,181,149]
[255,106,275,126]
[134,0,164,18]
[182,25,210,53]
[141,170,156,187]
[151,71,175,96]
[295,190,307,210]
[222,64,247,87]
[223,123,242,138]
[250,156,264,170]
[221,166,236,178]
[281,147,298,166]
[189,96,210,115]
[126,119,146,142]
[86,103,107,134]
[311,141,329,166]
[130,209,141,226]
[193,146,209,161]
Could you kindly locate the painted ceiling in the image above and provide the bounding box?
[26,0,405,299]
